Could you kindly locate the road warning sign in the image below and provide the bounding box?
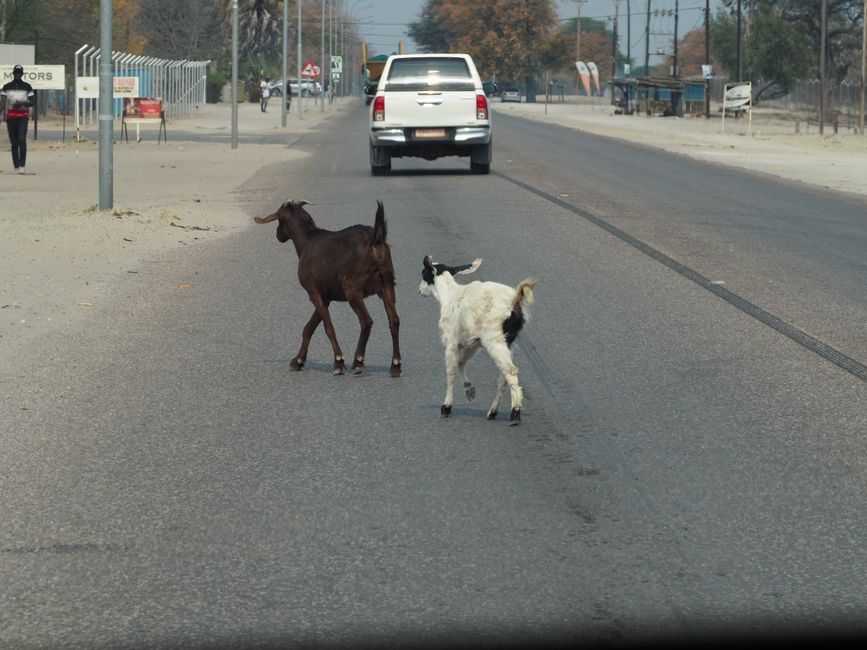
[301,59,316,78]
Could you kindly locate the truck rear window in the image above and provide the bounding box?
[385,58,475,92]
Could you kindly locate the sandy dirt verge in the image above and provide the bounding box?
[0,98,351,356]
[1,94,865,360]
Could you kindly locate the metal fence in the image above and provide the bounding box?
[74,44,209,135]
[709,76,864,116]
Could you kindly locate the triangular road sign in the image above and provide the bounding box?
[302,59,316,77]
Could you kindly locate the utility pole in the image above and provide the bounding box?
[645,0,651,75]
[860,0,865,135]
[627,0,631,72]
[612,1,620,102]
[673,0,679,78]
[98,0,112,209]
[820,0,827,134]
[736,0,742,82]
[231,0,238,148]
[282,0,288,126]
[574,0,588,61]
[297,0,303,119]
[321,0,325,112]
[705,0,710,118]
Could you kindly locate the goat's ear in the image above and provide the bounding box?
[454,258,482,275]
[423,255,435,270]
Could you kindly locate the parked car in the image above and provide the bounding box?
[368,53,497,175]
[501,86,522,103]
[267,78,317,97]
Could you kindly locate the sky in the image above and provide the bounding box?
[354,0,723,65]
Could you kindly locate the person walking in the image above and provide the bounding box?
[0,65,35,174]
[260,77,270,112]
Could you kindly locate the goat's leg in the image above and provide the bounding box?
[457,342,480,401]
[484,342,523,425]
[348,297,374,374]
[380,284,402,377]
[291,310,323,370]
[441,343,459,417]
[311,296,345,375]
[486,373,507,420]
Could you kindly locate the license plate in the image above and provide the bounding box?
[415,128,446,138]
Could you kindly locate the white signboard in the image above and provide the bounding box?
[331,55,343,74]
[75,76,140,98]
[724,81,751,109]
[1,64,65,89]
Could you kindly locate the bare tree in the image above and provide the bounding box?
[136,0,223,60]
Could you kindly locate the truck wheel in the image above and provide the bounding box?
[370,142,391,176]
[470,142,491,174]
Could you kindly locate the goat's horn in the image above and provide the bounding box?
[296,200,313,207]
[254,213,279,224]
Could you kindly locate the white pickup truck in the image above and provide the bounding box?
[367,53,498,175]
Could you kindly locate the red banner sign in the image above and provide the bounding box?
[123,97,163,120]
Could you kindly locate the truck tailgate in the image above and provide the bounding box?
[383,91,479,127]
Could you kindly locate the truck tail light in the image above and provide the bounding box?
[373,96,385,121]
[476,94,488,120]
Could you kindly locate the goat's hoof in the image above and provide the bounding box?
[332,358,345,376]
[464,383,476,401]
[486,411,498,420]
[352,364,364,375]
[509,408,521,426]
[440,405,452,418]
[290,358,304,371]
[389,362,402,378]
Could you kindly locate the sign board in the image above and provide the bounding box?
[623,63,631,76]
[0,44,35,66]
[301,59,316,78]
[76,76,141,98]
[721,81,752,135]
[1,64,65,89]
[112,76,140,97]
[702,64,713,80]
[331,55,343,74]
[123,97,163,120]
[723,81,751,109]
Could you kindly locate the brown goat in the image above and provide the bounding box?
[255,200,401,377]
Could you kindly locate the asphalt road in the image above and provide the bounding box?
[2,105,865,649]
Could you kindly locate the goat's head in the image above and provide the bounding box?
[254,200,314,243]
[418,255,482,297]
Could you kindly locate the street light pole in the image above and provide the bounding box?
[231,0,238,147]
[282,0,289,126]
[321,0,326,111]
[860,0,865,135]
[297,0,303,119]
[820,0,827,135]
[98,0,112,210]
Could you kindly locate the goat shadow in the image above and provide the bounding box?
[264,357,395,376]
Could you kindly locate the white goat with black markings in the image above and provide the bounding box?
[418,256,537,425]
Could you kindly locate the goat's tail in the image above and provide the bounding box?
[372,200,388,247]
[513,278,537,308]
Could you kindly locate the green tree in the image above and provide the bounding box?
[712,0,865,100]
